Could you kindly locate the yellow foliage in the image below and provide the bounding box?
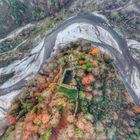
[133,105,140,113]
[58,99,67,107]
[89,48,100,56]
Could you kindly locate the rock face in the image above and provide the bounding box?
[0,0,70,37]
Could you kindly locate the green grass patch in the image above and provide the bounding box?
[58,86,78,99]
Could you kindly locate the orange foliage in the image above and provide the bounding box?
[42,114,49,124]
[90,48,100,56]
[82,74,95,85]
[78,60,85,65]
[58,99,67,107]
[7,115,16,125]
[25,122,35,132]
[133,105,140,113]
[82,77,91,85]
[22,131,30,140]
[33,115,41,125]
